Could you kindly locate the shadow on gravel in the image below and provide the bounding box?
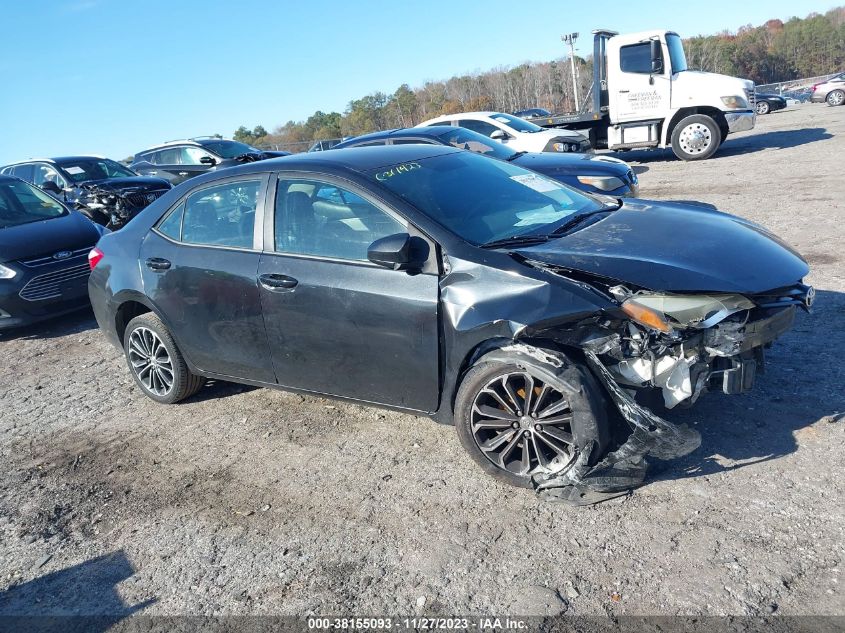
[621,126,832,163]
[184,379,259,404]
[0,550,154,628]
[0,309,97,343]
[649,289,845,485]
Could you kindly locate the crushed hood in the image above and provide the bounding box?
[514,200,808,294]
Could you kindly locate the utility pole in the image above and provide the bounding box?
[561,32,579,111]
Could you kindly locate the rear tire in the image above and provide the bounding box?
[827,90,844,107]
[454,347,609,489]
[123,313,205,404]
[756,101,770,115]
[670,114,722,161]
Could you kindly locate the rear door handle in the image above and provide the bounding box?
[145,257,171,271]
[259,273,298,290]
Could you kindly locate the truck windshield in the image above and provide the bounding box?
[666,33,688,73]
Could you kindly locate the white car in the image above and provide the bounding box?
[416,111,591,154]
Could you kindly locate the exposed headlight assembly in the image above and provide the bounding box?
[0,263,17,279]
[621,293,755,332]
[721,95,749,109]
[576,175,625,191]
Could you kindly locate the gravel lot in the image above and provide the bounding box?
[0,105,843,620]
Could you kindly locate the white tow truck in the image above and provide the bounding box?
[528,29,756,161]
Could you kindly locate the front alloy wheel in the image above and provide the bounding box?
[756,100,770,115]
[454,349,609,489]
[471,371,576,476]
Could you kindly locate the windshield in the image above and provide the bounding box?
[434,127,515,160]
[59,158,137,183]
[666,33,688,73]
[367,151,601,246]
[0,179,67,228]
[200,140,259,159]
[489,113,544,133]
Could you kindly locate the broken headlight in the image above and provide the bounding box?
[621,293,754,332]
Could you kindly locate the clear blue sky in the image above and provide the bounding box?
[0,0,835,164]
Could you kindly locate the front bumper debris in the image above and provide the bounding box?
[533,350,702,505]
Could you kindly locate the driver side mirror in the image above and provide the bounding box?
[490,129,508,141]
[199,156,217,166]
[650,40,664,73]
[40,181,62,195]
[367,233,428,271]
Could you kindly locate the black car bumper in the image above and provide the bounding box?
[0,257,92,331]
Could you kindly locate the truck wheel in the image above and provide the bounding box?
[453,347,609,489]
[670,115,722,161]
[827,90,844,106]
[756,101,770,115]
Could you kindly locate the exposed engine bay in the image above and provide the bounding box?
[69,182,170,230]
[516,262,815,504]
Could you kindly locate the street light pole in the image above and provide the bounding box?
[561,32,580,111]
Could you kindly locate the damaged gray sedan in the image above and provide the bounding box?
[88,145,812,504]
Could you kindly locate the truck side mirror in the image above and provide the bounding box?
[650,40,663,73]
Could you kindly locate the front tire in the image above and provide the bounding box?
[453,348,609,489]
[756,101,770,115]
[827,90,845,107]
[123,313,205,404]
[670,114,722,161]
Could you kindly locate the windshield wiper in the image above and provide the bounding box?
[480,234,551,249]
[548,202,622,237]
[506,151,528,162]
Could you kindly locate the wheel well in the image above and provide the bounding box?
[115,301,152,344]
[666,107,728,142]
[449,337,583,415]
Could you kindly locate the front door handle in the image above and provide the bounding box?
[145,257,171,271]
[259,273,298,290]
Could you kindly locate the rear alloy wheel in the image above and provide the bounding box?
[454,350,609,488]
[756,100,770,115]
[827,90,845,107]
[670,114,722,161]
[123,313,205,404]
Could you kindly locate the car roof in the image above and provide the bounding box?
[338,126,456,146]
[183,144,461,187]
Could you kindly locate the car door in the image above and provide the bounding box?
[144,147,187,184]
[139,174,276,382]
[256,173,440,411]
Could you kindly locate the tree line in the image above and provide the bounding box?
[233,6,844,152]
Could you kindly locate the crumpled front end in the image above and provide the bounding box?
[522,264,813,504]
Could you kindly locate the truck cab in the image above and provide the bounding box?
[603,30,755,159]
[534,29,756,161]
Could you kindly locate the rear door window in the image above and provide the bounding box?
[181,179,262,249]
[153,148,181,165]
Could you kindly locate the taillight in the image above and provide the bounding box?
[88,247,104,270]
[811,84,821,92]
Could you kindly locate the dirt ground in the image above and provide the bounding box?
[0,105,843,620]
